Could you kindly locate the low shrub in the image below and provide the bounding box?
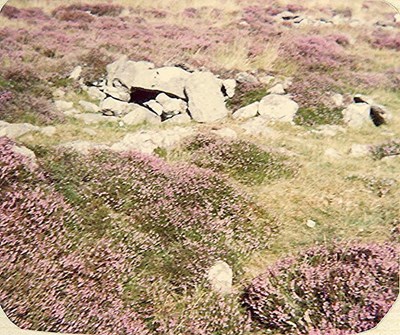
[53,3,124,18]
[0,137,148,335]
[39,148,275,290]
[183,133,297,185]
[0,5,49,20]
[294,106,343,126]
[371,140,400,160]
[243,242,399,334]
[371,32,400,51]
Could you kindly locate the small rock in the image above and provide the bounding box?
[54,100,74,112]
[306,220,317,228]
[185,71,229,123]
[69,66,82,80]
[163,113,192,125]
[144,100,164,116]
[53,89,65,99]
[100,97,132,116]
[331,93,344,107]
[324,148,342,159]
[342,103,372,128]
[235,72,259,85]
[222,79,236,98]
[258,94,299,123]
[62,141,109,155]
[79,100,100,113]
[122,107,161,126]
[40,126,57,137]
[239,118,278,138]
[232,102,259,121]
[211,128,238,139]
[207,261,233,295]
[74,113,119,125]
[267,83,285,95]
[258,75,275,85]
[349,144,371,158]
[0,122,39,139]
[155,93,187,116]
[87,86,106,101]
[103,85,131,102]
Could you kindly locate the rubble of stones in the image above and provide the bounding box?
[52,56,392,131]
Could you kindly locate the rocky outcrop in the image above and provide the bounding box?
[185,71,229,123]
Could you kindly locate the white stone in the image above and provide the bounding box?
[156,93,187,116]
[110,127,195,154]
[122,107,161,126]
[40,126,57,137]
[102,85,131,102]
[222,79,236,98]
[100,97,132,116]
[107,57,190,99]
[349,144,371,158]
[54,100,74,112]
[185,71,229,123]
[239,118,278,138]
[0,122,39,139]
[235,72,259,85]
[73,113,119,125]
[163,113,192,125]
[267,83,285,95]
[258,75,275,85]
[211,128,238,139]
[306,220,317,228]
[324,148,343,159]
[144,100,164,116]
[207,261,233,295]
[52,88,65,99]
[87,86,106,101]
[258,94,299,123]
[342,103,371,128]
[69,66,82,80]
[62,141,109,155]
[79,100,100,113]
[331,93,344,107]
[232,102,259,120]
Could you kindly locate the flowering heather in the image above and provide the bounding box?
[156,292,251,335]
[0,137,148,334]
[371,31,400,51]
[52,3,124,17]
[243,242,399,334]
[183,133,297,185]
[0,5,49,21]
[40,148,274,289]
[371,140,400,159]
[282,35,350,71]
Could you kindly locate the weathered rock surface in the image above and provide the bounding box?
[79,100,100,113]
[232,102,259,120]
[207,261,233,295]
[40,126,57,137]
[222,79,236,98]
[61,141,109,155]
[74,113,119,125]
[350,144,371,157]
[122,107,161,126]
[100,97,133,116]
[54,100,74,113]
[258,94,299,122]
[69,65,82,80]
[267,83,285,95]
[156,93,187,116]
[87,86,106,101]
[0,121,39,139]
[185,72,229,123]
[103,85,131,102]
[111,127,194,154]
[143,100,164,116]
[163,113,191,125]
[342,103,371,128]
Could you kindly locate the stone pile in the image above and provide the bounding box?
[85,56,235,124]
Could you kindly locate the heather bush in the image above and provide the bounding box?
[371,140,400,160]
[78,50,114,84]
[0,5,49,21]
[53,3,124,18]
[243,242,399,334]
[227,84,268,110]
[155,291,251,335]
[0,137,148,334]
[282,35,350,71]
[53,9,95,23]
[39,148,275,290]
[183,133,297,185]
[294,106,343,126]
[371,32,400,51]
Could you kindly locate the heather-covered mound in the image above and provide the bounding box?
[243,243,399,335]
[1,0,400,334]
